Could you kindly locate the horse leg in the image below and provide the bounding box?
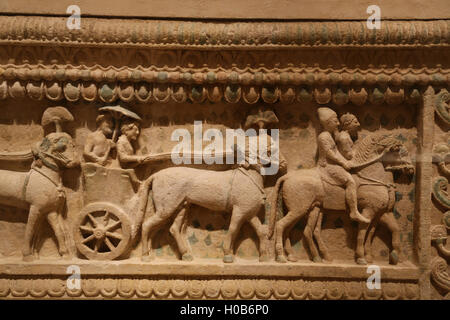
[22,205,41,261]
[356,208,374,265]
[223,206,248,263]
[313,209,332,263]
[169,204,193,261]
[379,212,402,265]
[46,211,69,259]
[304,206,322,263]
[284,220,299,262]
[248,215,269,262]
[275,211,302,263]
[141,213,167,262]
[31,216,44,259]
[364,220,378,264]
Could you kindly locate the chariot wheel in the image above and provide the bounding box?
[74,202,132,260]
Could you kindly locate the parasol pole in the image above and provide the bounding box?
[112,113,121,142]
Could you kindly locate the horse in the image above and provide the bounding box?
[139,165,276,263]
[268,132,414,265]
[0,132,78,261]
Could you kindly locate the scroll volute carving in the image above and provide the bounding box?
[431,89,450,297]
[435,89,450,125]
[430,222,450,294]
[432,90,450,209]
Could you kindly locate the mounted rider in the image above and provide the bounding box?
[316,107,370,224]
[238,107,287,176]
[335,113,361,162]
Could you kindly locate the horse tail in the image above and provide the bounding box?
[133,174,156,239]
[268,174,288,239]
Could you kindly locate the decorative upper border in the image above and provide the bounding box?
[0,65,448,104]
[0,16,449,49]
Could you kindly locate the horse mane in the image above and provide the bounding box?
[352,132,400,165]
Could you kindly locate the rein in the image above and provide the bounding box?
[356,172,396,189]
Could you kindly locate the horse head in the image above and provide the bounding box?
[33,132,79,170]
[379,135,415,176]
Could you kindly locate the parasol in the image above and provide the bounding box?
[98,105,142,142]
[244,107,279,130]
[41,106,74,133]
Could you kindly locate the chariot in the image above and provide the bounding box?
[73,150,233,260]
[74,163,146,260]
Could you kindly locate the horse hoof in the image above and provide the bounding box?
[23,254,34,262]
[62,253,71,260]
[141,255,154,262]
[182,253,194,261]
[276,255,287,263]
[390,251,399,265]
[287,254,298,262]
[223,255,234,263]
[356,258,367,265]
[312,256,322,263]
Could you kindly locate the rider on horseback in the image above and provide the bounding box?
[316,107,370,224]
[336,113,361,162]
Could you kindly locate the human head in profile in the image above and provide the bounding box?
[116,119,152,168]
[83,113,115,166]
[335,112,361,161]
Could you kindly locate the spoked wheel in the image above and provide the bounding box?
[74,202,132,260]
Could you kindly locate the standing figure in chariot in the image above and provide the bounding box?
[83,113,115,166]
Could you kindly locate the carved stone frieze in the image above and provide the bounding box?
[0,7,448,300]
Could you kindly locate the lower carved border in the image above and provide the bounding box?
[0,277,419,300]
[0,259,421,299]
[0,277,420,300]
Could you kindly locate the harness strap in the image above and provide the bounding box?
[21,171,32,202]
[34,151,59,172]
[22,166,65,202]
[356,172,396,189]
[32,167,61,188]
[237,167,266,199]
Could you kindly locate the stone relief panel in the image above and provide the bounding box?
[0,99,418,269]
[0,15,448,300]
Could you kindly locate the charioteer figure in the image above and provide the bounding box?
[117,119,153,169]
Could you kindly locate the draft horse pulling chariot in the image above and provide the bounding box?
[0,107,78,261]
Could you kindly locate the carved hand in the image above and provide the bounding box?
[343,161,352,171]
[98,157,108,166]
